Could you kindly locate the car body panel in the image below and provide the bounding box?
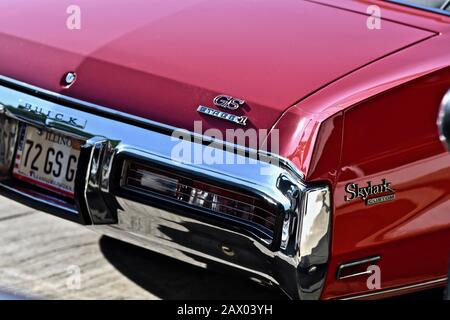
[272,32,450,179]
[269,31,450,298]
[327,68,450,299]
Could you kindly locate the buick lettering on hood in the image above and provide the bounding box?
[0,0,449,300]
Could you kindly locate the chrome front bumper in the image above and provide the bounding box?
[0,76,331,300]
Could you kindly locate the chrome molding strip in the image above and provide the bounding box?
[0,75,179,134]
[336,256,381,280]
[387,0,450,16]
[341,277,448,300]
[0,75,305,180]
[442,0,450,10]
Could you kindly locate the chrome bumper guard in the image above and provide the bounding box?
[0,77,331,300]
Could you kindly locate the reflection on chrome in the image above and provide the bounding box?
[438,89,450,151]
[300,188,330,258]
[0,117,18,175]
[0,78,332,300]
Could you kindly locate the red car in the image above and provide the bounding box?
[0,0,449,300]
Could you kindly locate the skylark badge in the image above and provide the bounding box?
[345,179,396,206]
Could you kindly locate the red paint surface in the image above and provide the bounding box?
[0,0,433,133]
[324,69,450,299]
[271,10,450,297]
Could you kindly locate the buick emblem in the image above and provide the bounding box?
[18,102,87,129]
[62,72,77,87]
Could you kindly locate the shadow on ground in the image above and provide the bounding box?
[99,236,446,300]
[99,236,287,300]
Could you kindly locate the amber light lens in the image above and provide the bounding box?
[122,162,277,235]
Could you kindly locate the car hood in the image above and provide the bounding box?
[0,0,433,133]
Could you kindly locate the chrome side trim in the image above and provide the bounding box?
[336,256,381,280]
[341,277,448,300]
[0,75,305,180]
[388,0,450,16]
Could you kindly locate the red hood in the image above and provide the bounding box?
[0,0,433,132]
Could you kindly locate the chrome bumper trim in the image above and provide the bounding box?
[341,277,448,300]
[0,76,331,300]
[0,75,305,180]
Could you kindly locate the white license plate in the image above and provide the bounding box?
[13,125,82,198]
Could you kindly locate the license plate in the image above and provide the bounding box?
[13,125,82,198]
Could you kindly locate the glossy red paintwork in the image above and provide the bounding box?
[1,0,449,299]
[270,3,450,298]
[0,0,433,133]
